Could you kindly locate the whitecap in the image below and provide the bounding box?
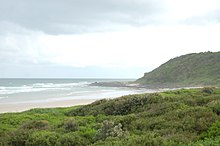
[0,96,8,100]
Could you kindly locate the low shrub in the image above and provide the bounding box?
[20,120,49,130]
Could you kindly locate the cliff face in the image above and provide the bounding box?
[136,51,220,87]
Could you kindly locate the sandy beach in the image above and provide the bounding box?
[0,98,97,113]
[0,79,148,114]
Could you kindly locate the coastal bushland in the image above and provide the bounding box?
[0,87,220,145]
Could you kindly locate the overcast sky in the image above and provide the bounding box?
[0,0,220,78]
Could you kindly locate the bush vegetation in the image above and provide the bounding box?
[0,87,220,145]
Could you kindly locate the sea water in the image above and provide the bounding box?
[0,78,149,104]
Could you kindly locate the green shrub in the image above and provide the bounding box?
[201,87,215,94]
[200,121,220,139]
[62,118,79,132]
[7,129,33,146]
[77,127,97,143]
[57,133,89,146]
[207,121,220,138]
[188,136,220,146]
[207,100,220,115]
[67,93,163,116]
[20,120,49,130]
[93,134,178,146]
[26,131,59,146]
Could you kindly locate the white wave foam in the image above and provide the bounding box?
[0,82,90,95]
[32,82,89,88]
[0,96,8,100]
[0,87,51,95]
[0,87,6,90]
[65,90,100,96]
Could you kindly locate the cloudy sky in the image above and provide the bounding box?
[0,0,220,78]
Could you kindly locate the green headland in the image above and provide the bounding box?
[136,51,220,88]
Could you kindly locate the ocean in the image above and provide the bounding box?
[0,78,149,104]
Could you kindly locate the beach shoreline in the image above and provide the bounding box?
[0,98,97,113]
[0,84,201,114]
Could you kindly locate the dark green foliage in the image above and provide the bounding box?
[136,51,220,87]
[21,120,49,130]
[6,129,33,146]
[207,100,220,115]
[57,133,89,146]
[66,93,162,116]
[202,87,215,94]
[92,134,178,146]
[165,107,217,134]
[26,131,59,146]
[0,88,220,145]
[62,118,79,132]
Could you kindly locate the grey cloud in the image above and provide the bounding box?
[0,21,37,35]
[0,0,163,34]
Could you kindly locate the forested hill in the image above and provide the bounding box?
[136,51,220,87]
